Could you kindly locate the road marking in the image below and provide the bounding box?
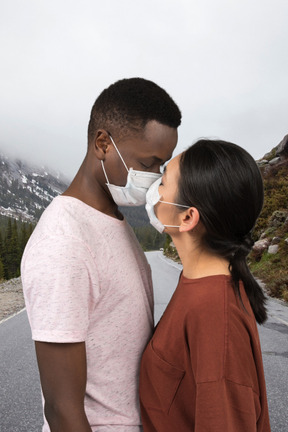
[269,314,288,327]
[0,308,26,325]
[158,252,183,270]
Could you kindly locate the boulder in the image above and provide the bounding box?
[269,157,281,165]
[252,238,270,261]
[268,244,279,254]
[253,238,270,253]
[271,237,281,245]
[275,134,288,157]
[268,210,288,228]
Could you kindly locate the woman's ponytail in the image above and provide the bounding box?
[229,234,267,324]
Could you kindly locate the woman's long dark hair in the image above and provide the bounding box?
[178,139,267,324]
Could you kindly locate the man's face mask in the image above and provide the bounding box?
[101,134,161,207]
[146,177,189,233]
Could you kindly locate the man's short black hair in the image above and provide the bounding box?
[87,77,181,144]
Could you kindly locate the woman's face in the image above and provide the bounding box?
[155,153,183,231]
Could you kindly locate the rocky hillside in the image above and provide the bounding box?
[249,134,288,301]
[0,152,69,222]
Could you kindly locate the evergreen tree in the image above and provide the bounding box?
[0,231,3,261]
[0,257,4,280]
[3,218,12,278]
[0,218,33,280]
[10,219,20,277]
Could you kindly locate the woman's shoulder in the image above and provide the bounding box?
[180,274,231,311]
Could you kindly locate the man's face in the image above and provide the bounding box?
[103,120,178,187]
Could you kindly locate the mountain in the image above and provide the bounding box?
[0,150,150,227]
[0,151,70,223]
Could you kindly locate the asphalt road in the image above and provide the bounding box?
[0,310,43,432]
[0,250,287,431]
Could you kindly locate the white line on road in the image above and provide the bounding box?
[0,307,26,325]
[269,314,288,327]
[158,253,183,270]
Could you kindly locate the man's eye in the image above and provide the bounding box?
[140,162,150,169]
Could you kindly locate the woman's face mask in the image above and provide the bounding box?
[145,177,189,233]
[101,135,161,207]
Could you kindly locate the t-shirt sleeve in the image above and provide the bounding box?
[195,379,260,432]
[21,235,100,343]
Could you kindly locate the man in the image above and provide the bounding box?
[21,77,181,432]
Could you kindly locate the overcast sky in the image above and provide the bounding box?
[1,0,288,179]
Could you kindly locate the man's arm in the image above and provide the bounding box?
[35,341,92,432]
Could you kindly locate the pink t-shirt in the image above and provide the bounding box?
[21,196,154,432]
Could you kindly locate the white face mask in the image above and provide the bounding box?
[101,135,161,206]
[146,177,190,233]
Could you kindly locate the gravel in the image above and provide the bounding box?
[0,277,25,322]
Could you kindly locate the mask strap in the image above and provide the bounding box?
[160,201,190,229]
[109,135,129,172]
[159,200,190,209]
[164,224,181,228]
[160,202,190,228]
[101,160,110,184]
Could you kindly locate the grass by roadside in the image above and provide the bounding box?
[249,248,288,302]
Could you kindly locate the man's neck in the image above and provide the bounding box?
[62,159,123,220]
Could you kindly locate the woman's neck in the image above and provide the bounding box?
[172,235,230,280]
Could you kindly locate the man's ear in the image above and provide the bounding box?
[93,130,112,160]
[179,207,200,232]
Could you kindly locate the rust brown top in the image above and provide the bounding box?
[140,274,271,432]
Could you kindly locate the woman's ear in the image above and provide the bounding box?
[179,207,200,232]
[93,130,112,160]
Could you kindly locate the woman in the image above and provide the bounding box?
[140,139,271,432]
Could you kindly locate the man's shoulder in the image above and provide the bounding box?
[22,196,109,261]
[34,196,111,238]
[23,196,140,263]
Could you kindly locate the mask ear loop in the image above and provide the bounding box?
[159,200,190,209]
[101,160,110,184]
[101,134,130,185]
[109,135,129,172]
[159,202,190,229]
